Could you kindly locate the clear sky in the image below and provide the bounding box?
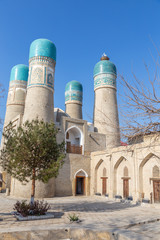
[0,0,160,141]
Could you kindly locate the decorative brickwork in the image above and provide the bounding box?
[94,74,116,90]
[28,56,55,91]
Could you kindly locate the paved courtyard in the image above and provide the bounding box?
[0,193,160,239]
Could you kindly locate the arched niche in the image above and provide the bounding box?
[74,169,88,196]
[94,159,104,193]
[113,156,129,196]
[65,126,83,154]
[139,153,160,198]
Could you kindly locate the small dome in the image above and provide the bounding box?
[65,81,83,103]
[10,64,29,82]
[93,59,117,77]
[29,39,56,61]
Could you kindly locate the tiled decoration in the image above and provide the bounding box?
[93,60,117,77]
[28,61,54,90]
[94,74,116,90]
[65,81,83,103]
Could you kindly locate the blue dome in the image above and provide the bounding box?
[65,81,83,92]
[29,39,56,61]
[10,64,29,82]
[93,60,117,77]
[65,81,83,103]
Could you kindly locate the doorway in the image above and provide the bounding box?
[101,177,107,195]
[153,181,160,203]
[76,177,85,195]
[123,179,129,198]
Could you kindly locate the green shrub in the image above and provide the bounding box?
[68,213,79,222]
[14,200,51,217]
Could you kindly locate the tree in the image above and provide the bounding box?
[0,119,65,202]
[120,52,160,143]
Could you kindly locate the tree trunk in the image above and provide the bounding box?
[30,168,35,204]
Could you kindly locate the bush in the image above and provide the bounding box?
[68,213,79,222]
[13,200,51,217]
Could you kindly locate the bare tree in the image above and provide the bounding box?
[119,52,160,143]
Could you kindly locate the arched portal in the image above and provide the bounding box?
[114,156,131,198]
[139,153,160,201]
[74,169,88,195]
[94,159,104,193]
[65,126,83,154]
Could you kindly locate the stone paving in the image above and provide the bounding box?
[0,193,160,239]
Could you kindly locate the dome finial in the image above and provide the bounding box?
[101,53,109,61]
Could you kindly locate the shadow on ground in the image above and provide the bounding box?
[49,200,138,212]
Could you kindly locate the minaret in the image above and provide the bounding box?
[11,39,56,198]
[65,80,83,119]
[4,64,29,126]
[23,39,56,122]
[1,64,28,189]
[93,54,120,147]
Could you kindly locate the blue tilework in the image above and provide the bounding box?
[10,64,29,82]
[94,75,116,89]
[65,81,83,103]
[93,60,117,77]
[29,39,56,61]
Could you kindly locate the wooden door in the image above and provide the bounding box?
[153,181,160,203]
[123,179,129,198]
[101,177,107,195]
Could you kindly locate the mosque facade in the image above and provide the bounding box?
[1,39,160,203]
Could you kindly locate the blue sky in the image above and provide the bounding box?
[0,0,160,140]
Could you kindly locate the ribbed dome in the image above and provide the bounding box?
[29,39,56,61]
[10,64,29,82]
[65,81,83,103]
[94,60,117,77]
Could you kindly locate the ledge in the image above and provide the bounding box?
[14,212,54,221]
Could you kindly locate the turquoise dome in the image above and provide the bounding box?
[10,64,29,82]
[29,39,56,61]
[93,60,117,77]
[65,81,83,103]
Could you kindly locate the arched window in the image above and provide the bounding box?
[124,166,128,177]
[153,165,159,178]
[103,168,107,177]
[66,127,83,154]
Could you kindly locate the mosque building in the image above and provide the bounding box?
[1,38,160,203]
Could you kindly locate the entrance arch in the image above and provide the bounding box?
[114,156,131,197]
[139,153,160,201]
[74,169,88,196]
[65,126,83,154]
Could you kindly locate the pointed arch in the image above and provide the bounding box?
[113,156,128,195]
[139,153,160,194]
[74,169,88,178]
[94,159,104,193]
[65,126,84,154]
